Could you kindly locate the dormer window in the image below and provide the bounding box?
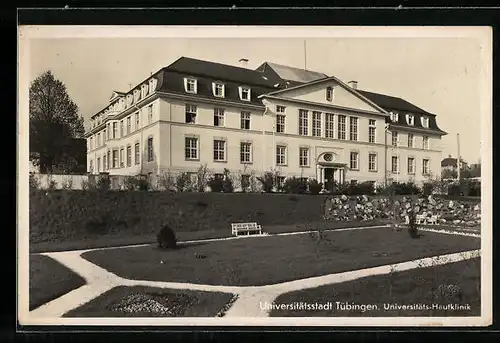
[184,78,197,94]
[326,86,334,102]
[213,82,225,98]
[239,86,251,101]
[406,114,414,126]
[421,116,429,128]
[390,111,399,122]
[134,89,140,103]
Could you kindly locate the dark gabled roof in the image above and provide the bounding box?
[357,89,447,134]
[165,57,283,88]
[357,90,432,115]
[441,157,458,168]
[157,70,273,106]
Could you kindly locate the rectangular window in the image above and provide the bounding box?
[103,129,107,142]
[107,123,111,139]
[338,115,346,140]
[392,156,399,173]
[423,136,429,149]
[276,176,286,190]
[120,148,124,168]
[148,105,153,124]
[312,111,322,137]
[276,105,286,114]
[113,122,117,139]
[134,143,140,165]
[185,137,198,160]
[185,104,197,124]
[213,140,226,161]
[107,150,110,169]
[240,142,252,163]
[408,157,415,174]
[97,133,101,147]
[407,114,415,125]
[97,157,101,172]
[135,112,140,130]
[214,83,225,97]
[299,147,309,167]
[147,137,154,162]
[325,113,334,138]
[126,145,131,167]
[186,78,197,93]
[214,108,225,127]
[349,117,358,141]
[276,145,287,166]
[422,117,429,128]
[240,87,251,101]
[240,111,251,130]
[127,116,131,135]
[276,114,285,133]
[299,109,309,135]
[392,131,399,147]
[120,120,124,137]
[350,151,359,170]
[369,153,377,172]
[89,137,93,150]
[326,86,334,101]
[89,159,93,173]
[408,133,414,148]
[112,149,118,168]
[368,119,376,143]
[423,159,430,175]
[103,155,107,171]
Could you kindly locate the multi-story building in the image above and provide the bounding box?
[84,56,447,190]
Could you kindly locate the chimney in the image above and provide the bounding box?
[348,80,358,89]
[239,58,249,69]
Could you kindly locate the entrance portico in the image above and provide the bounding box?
[316,152,347,191]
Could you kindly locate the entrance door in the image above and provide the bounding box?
[324,168,336,192]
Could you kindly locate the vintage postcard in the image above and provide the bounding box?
[17,25,492,327]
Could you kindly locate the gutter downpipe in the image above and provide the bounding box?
[262,105,269,173]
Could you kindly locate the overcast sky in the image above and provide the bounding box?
[28,35,484,164]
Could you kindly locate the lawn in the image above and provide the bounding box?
[63,286,236,317]
[29,254,87,311]
[30,219,393,253]
[270,258,481,317]
[82,226,480,286]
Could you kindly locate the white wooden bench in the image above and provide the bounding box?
[427,215,439,225]
[231,222,262,236]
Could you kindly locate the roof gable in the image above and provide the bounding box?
[109,91,125,102]
[260,77,387,114]
[258,62,328,83]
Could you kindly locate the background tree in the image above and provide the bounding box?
[29,70,85,173]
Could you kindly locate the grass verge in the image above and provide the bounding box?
[270,257,481,317]
[29,254,86,311]
[82,226,479,286]
[63,286,235,317]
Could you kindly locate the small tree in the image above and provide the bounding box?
[208,174,224,192]
[157,170,175,191]
[124,176,137,190]
[195,164,209,192]
[257,171,275,193]
[222,168,234,193]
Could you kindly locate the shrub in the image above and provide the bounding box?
[157,224,177,249]
[345,181,375,195]
[47,176,57,190]
[124,176,137,190]
[422,182,433,196]
[308,179,323,195]
[208,174,224,193]
[61,177,73,190]
[257,171,275,193]
[175,172,191,192]
[447,183,461,196]
[283,177,307,194]
[29,173,39,189]
[137,176,150,191]
[392,182,421,195]
[407,210,420,239]
[81,178,90,190]
[96,175,111,191]
[157,170,175,191]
